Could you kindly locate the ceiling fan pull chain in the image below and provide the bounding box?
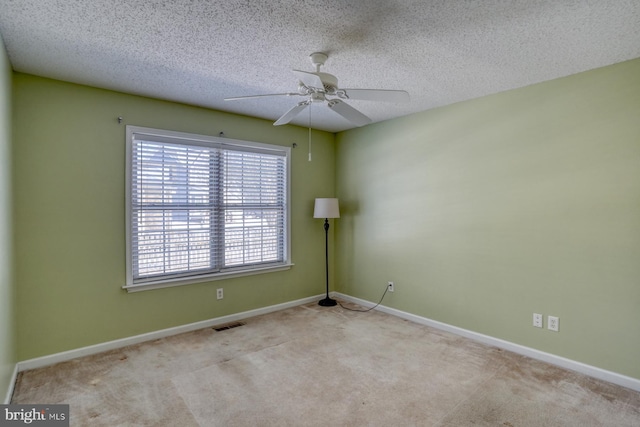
[308,105,312,162]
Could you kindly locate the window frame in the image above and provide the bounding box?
[124,126,292,293]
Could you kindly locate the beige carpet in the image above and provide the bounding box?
[12,301,640,426]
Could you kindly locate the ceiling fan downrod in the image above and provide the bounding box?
[309,52,328,72]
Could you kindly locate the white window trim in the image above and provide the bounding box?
[124,126,292,293]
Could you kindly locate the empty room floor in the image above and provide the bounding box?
[11,302,640,426]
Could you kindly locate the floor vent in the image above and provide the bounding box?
[213,321,246,332]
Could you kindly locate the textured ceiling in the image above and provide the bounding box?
[0,0,639,132]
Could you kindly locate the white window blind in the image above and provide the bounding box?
[125,126,290,291]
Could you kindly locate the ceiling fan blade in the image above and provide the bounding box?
[340,89,410,103]
[327,99,372,127]
[274,101,310,126]
[224,93,301,101]
[292,70,324,88]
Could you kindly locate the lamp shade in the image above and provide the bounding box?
[314,198,340,219]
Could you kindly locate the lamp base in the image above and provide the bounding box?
[318,297,337,307]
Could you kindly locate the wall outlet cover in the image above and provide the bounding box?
[533,313,543,328]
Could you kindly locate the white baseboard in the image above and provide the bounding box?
[15,291,640,393]
[18,294,323,372]
[333,292,640,392]
[3,363,18,404]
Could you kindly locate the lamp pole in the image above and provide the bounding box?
[318,218,336,306]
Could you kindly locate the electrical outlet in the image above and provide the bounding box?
[388,281,395,292]
[216,288,224,300]
[533,313,543,328]
[548,316,559,332]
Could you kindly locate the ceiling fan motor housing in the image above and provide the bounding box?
[317,72,338,93]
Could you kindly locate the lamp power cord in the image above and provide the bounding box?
[338,284,389,312]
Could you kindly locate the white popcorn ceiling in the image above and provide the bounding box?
[0,0,639,133]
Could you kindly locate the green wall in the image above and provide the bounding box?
[336,58,640,379]
[12,74,336,360]
[9,58,640,383]
[0,34,15,401]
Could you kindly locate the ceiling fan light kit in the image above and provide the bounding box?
[225,52,410,127]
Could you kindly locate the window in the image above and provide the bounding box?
[125,126,291,292]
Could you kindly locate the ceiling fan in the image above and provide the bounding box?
[224,52,410,127]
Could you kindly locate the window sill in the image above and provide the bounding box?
[123,263,294,293]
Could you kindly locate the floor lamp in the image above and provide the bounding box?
[314,198,340,307]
